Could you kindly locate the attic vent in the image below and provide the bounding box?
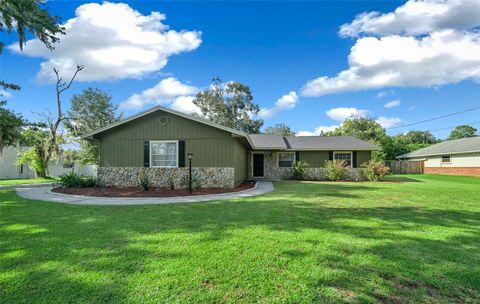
[159,116,168,126]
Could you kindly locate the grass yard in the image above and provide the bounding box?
[1,174,479,303]
[0,177,57,186]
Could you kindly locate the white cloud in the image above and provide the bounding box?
[169,96,201,114]
[408,105,418,110]
[258,91,298,119]
[120,77,199,112]
[0,90,12,99]
[9,2,201,82]
[376,90,394,98]
[339,0,480,37]
[297,125,339,136]
[376,116,402,128]
[301,30,480,97]
[326,107,369,122]
[384,99,401,108]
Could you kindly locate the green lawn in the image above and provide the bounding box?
[0,177,57,186]
[1,174,479,303]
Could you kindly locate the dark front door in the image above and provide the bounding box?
[253,153,264,177]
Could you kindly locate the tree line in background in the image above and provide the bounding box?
[0,1,478,177]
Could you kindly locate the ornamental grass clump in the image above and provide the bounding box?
[58,172,97,187]
[324,160,347,181]
[139,174,150,191]
[360,160,390,181]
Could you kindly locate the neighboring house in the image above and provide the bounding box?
[396,137,480,176]
[0,146,97,179]
[82,105,379,188]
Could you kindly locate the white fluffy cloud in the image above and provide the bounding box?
[120,77,200,114]
[301,30,480,96]
[376,116,402,128]
[258,91,298,119]
[301,0,480,97]
[9,2,201,82]
[339,0,480,37]
[297,125,339,136]
[384,99,401,108]
[326,107,369,122]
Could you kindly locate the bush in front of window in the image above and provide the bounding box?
[139,174,150,191]
[292,161,309,180]
[360,160,390,181]
[324,160,347,181]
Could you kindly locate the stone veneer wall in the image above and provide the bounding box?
[97,167,235,188]
[248,151,365,181]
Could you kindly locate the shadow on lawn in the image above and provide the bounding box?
[1,184,479,303]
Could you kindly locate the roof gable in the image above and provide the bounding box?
[81,105,248,139]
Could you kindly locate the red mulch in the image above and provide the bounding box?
[52,181,256,198]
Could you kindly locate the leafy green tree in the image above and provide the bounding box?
[448,125,478,140]
[327,116,386,143]
[264,123,296,136]
[17,124,50,177]
[0,0,64,150]
[64,88,122,165]
[193,78,263,133]
[0,100,24,151]
[396,131,437,145]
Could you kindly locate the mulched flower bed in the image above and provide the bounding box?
[52,181,256,198]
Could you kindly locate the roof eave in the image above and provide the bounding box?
[396,149,480,159]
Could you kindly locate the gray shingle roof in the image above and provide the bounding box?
[397,136,480,159]
[284,136,379,150]
[248,134,287,149]
[247,135,378,150]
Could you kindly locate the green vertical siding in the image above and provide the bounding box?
[298,151,329,167]
[356,150,372,167]
[233,138,248,186]
[97,110,240,168]
[297,150,372,168]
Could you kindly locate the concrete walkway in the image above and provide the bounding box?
[0,182,56,189]
[14,181,274,206]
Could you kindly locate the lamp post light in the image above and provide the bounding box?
[187,153,193,194]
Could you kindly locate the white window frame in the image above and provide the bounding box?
[441,155,451,164]
[277,152,296,168]
[150,140,179,168]
[333,151,353,168]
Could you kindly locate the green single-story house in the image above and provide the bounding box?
[82,105,379,188]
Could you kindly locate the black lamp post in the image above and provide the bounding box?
[187,153,193,194]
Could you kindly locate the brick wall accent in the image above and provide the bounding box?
[424,167,480,177]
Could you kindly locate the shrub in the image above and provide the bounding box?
[292,161,309,180]
[139,174,150,191]
[58,172,97,187]
[324,160,347,181]
[82,176,97,187]
[360,160,390,181]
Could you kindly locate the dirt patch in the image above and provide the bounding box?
[52,181,255,198]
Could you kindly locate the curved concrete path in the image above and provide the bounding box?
[14,181,274,206]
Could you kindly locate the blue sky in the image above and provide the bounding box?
[1,0,479,139]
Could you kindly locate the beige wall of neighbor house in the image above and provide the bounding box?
[0,146,97,179]
[407,153,480,168]
[0,146,35,179]
[407,153,480,177]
